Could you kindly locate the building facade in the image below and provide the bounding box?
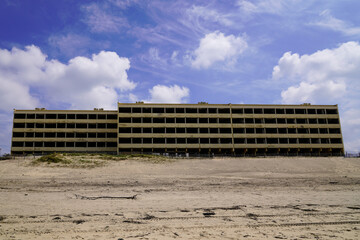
[11,103,344,156]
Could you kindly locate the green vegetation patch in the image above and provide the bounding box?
[30,153,172,168]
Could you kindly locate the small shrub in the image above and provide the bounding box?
[35,154,71,164]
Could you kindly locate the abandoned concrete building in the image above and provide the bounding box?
[11,102,344,156]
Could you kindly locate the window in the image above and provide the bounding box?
[218,108,230,114]
[232,108,243,114]
[118,107,131,113]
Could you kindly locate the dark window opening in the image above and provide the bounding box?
[317,109,325,114]
[45,114,57,119]
[97,114,106,119]
[88,133,96,138]
[166,128,175,133]
[308,118,317,124]
[188,138,198,144]
[285,109,294,114]
[107,132,117,138]
[267,138,278,144]
[132,118,141,123]
[295,109,306,114]
[209,118,217,123]
[311,138,320,144]
[199,128,209,134]
[34,142,43,147]
[166,118,175,123]
[244,108,253,114]
[88,142,96,147]
[266,128,277,134]
[220,138,232,144]
[208,108,217,114]
[143,138,152,144]
[200,138,209,144]
[176,118,185,123]
[299,138,310,144]
[307,109,316,114]
[310,128,319,134]
[256,128,265,134]
[132,138,142,144]
[119,128,131,133]
[45,132,56,138]
[246,128,255,134]
[97,133,106,138]
[88,114,96,119]
[326,109,338,114]
[107,123,117,129]
[187,128,198,134]
[107,114,117,119]
[153,108,164,113]
[254,108,263,114]
[289,138,297,144]
[288,128,296,134]
[66,142,74,147]
[186,108,197,114]
[277,118,286,124]
[232,108,243,114]
[45,123,56,128]
[14,123,25,128]
[76,114,87,119]
[209,128,218,134]
[143,108,151,113]
[234,138,245,144]
[153,128,165,133]
[220,128,231,134]
[297,128,308,134]
[265,118,276,124]
[210,138,219,144]
[167,138,176,144]
[44,142,55,147]
[97,123,106,128]
[329,128,341,134]
[218,108,230,114]
[177,138,186,144]
[132,108,141,113]
[257,138,265,144]
[279,138,288,144]
[233,128,244,134]
[177,128,186,133]
[276,109,285,114]
[296,118,307,124]
[166,108,175,113]
[264,109,275,114]
[13,132,24,138]
[247,138,256,144]
[27,114,35,119]
[76,123,87,128]
[143,128,152,133]
[331,138,342,144]
[76,133,87,138]
[287,119,296,124]
[119,118,131,123]
[245,118,254,124]
[176,108,185,113]
[143,118,151,123]
[233,118,244,124]
[75,142,86,148]
[328,118,339,124]
[119,107,131,113]
[186,118,197,124]
[199,108,207,114]
[219,118,231,124]
[278,128,287,134]
[199,118,208,123]
[88,123,96,128]
[119,138,131,144]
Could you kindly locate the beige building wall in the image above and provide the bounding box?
[11,103,344,156]
[117,103,344,156]
[11,109,118,154]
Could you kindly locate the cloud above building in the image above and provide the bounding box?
[0,45,135,111]
[191,31,248,69]
[272,41,360,152]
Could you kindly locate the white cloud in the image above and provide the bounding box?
[312,10,360,36]
[237,0,289,15]
[272,41,360,152]
[0,45,135,111]
[191,31,248,69]
[186,5,233,27]
[82,4,128,33]
[147,85,189,103]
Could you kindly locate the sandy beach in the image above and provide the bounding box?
[0,156,360,239]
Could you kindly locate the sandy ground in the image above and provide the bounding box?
[0,156,360,240]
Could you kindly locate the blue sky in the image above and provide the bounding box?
[1,0,360,154]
